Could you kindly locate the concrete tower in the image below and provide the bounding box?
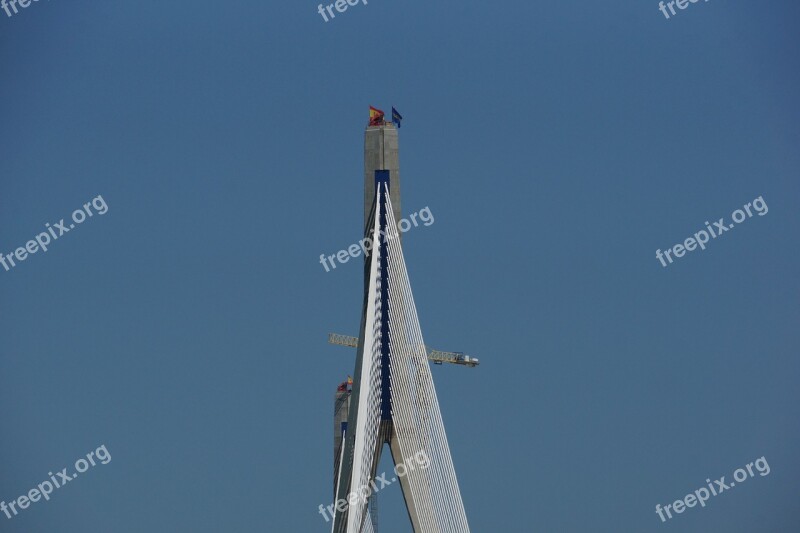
[364,122,401,230]
[330,113,470,532]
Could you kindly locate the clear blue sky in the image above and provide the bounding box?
[1,0,798,531]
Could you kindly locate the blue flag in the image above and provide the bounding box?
[392,107,403,128]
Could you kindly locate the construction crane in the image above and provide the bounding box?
[328,333,480,367]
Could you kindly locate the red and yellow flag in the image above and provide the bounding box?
[369,106,385,126]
